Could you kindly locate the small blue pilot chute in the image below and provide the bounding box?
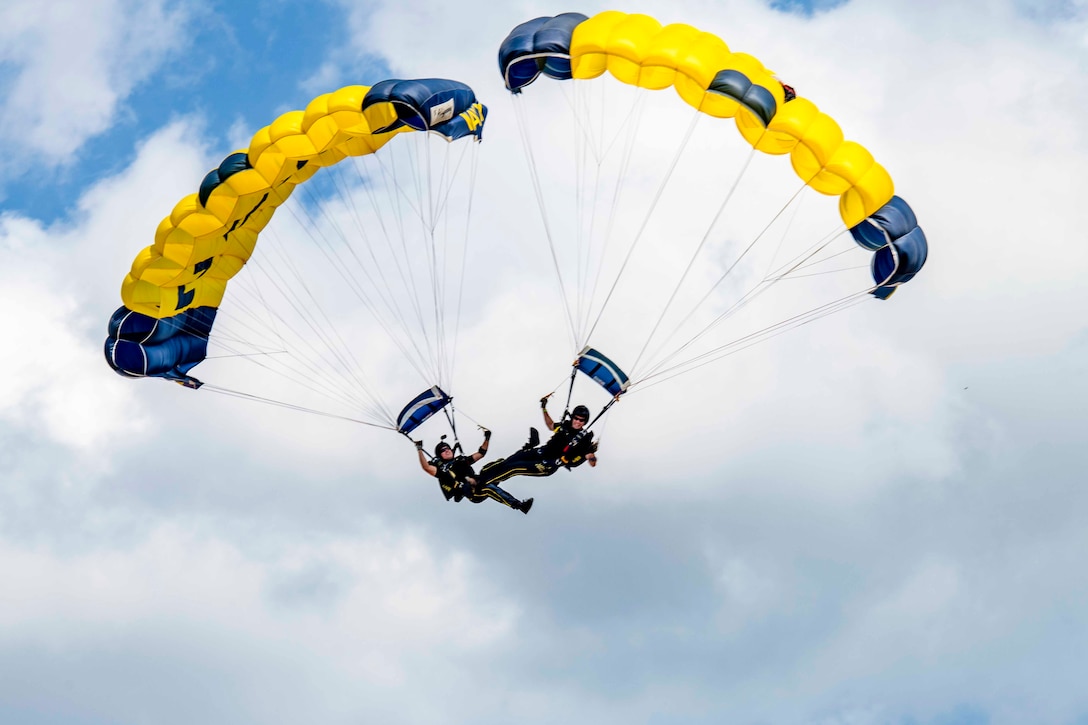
[574,346,630,398]
[396,386,452,435]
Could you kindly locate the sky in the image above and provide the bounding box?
[2,1,1088,724]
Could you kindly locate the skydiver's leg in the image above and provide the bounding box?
[478,449,535,485]
[466,482,525,510]
[478,453,557,486]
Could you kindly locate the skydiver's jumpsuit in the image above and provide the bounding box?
[477,422,596,485]
[435,455,524,510]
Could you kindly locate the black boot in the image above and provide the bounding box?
[521,427,540,451]
[518,497,534,515]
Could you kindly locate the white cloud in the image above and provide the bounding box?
[0,118,216,456]
[0,0,193,173]
[3,1,1088,723]
[0,520,520,724]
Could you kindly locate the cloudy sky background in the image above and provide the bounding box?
[2,1,1087,723]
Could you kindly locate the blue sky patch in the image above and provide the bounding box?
[769,0,849,16]
[2,1,390,225]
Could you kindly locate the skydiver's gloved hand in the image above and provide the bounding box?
[482,428,491,440]
[414,440,424,451]
[540,395,550,409]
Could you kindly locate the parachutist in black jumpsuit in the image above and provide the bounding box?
[477,401,598,486]
[415,433,533,514]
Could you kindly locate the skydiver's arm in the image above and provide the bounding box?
[417,447,437,476]
[579,439,599,467]
[469,431,490,463]
[541,398,555,431]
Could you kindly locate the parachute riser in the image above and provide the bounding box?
[442,400,463,455]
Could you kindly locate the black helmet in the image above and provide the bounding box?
[571,404,590,421]
[435,441,452,456]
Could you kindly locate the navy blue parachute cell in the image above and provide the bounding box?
[105,307,216,388]
[849,195,929,299]
[498,12,590,92]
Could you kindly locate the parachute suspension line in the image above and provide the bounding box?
[432,138,473,392]
[442,400,462,454]
[354,152,440,380]
[204,350,288,360]
[372,141,443,370]
[539,371,575,404]
[563,365,578,420]
[762,184,806,282]
[198,283,391,423]
[448,142,481,394]
[570,82,589,341]
[437,141,460,390]
[296,170,433,383]
[244,230,398,421]
[427,139,476,389]
[237,235,378,408]
[512,93,579,351]
[420,134,448,390]
[639,225,858,382]
[634,181,812,378]
[186,206,391,422]
[573,84,650,347]
[205,290,286,350]
[201,383,399,430]
[765,223,854,280]
[430,139,473,223]
[580,94,648,344]
[635,291,873,391]
[629,146,758,375]
[589,401,614,447]
[398,133,445,386]
[582,109,703,347]
[351,154,416,308]
[371,138,446,382]
[559,79,643,343]
[214,273,380,417]
[781,264,871,279]
[585,394,619,430]
[276,190,435,388]
[327,160,425,351]
[452,404,488,433]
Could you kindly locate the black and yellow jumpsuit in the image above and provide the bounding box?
[477,422,596,485]
[435,455,526,511]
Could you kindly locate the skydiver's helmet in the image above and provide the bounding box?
[571,405,590,423]
[435,441,453,458]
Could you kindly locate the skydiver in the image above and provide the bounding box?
[414,430,534,514]
[476,397,598,487]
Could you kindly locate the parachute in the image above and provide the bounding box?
[397,386,452,436]
[498,11,928,405]
[106,78,487,435]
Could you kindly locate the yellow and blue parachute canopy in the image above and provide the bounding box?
[105,78,487,387]
[497,11,927,298]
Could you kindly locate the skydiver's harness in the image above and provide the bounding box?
[559,434,596,469]
[433,455,477,501]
